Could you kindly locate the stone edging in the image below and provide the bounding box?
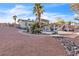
[53,36,79,56]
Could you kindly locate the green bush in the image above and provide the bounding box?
[31,22,41,34]
[33,28,41,34]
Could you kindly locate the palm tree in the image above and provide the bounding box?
[13,15,17,24]
[70,3,79,21]
[33,3,44,28]
[70,3,79,13]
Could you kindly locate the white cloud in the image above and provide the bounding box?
[41,12,74,23]
[0,5,33,23]
[0,5,32,16]
[8,5,32,15]
[17,15,35,20]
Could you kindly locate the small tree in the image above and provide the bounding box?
[55,17,65,26]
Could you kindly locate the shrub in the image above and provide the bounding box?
[31,22,41,34]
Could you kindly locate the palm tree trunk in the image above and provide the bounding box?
[38,14,41,28]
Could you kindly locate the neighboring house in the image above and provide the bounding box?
[35,18,50,31]
[41,19,49,26]
[71,22,79,31]
[35,18,49,26]
[40,19,50,31]
[49,23,74,31]
[17,19,33,30]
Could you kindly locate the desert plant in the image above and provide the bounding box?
[31,22,41,34]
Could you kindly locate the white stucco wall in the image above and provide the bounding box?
[19,21,27,28]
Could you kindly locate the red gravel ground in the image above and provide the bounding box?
[0,26,67,56]
[71,36,79,45]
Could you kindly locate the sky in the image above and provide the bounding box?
[0,3,77,23]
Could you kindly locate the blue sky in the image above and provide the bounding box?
[0,3,77,23]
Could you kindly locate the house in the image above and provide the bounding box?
[35,18,50,31]
[35,18,49,26]
[49,23,58,34]
[17,19,34,30]
[40,19,50,31]
[41,19,49,26]
[71,22,79,32]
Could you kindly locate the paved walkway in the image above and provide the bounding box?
[0,27,67,56]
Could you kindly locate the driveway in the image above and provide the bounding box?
[0,26,67,56]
